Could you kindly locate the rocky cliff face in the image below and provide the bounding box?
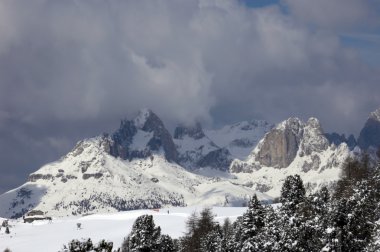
[299,118,329,157]
[231,117,346,173]
[173,123,232,170]
[174,122,205,140]
[255,118,304,168]
[358,108,380,150]
[110,109,178,162]
[205,120,272,160]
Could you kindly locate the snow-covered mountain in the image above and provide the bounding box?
[205,120,273,160]
[0,135,270,218]
[173,122,231,170]
[358,107,380,150]
[230,117,350,196]
[0,109,358,218]
[109,109,178,162]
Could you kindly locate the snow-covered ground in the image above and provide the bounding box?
[0,206,246,252]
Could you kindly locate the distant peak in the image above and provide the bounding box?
[133,108,153,129]
[174,122,205,140]
[369,107,380,122]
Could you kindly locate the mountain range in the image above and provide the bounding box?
[1,108,380,218]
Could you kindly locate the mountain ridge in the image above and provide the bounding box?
[1,108,380,218]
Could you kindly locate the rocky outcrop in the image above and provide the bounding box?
[109,109,178,163]
[205,120,273,160]
[246,117,332,169]
[325,132,357,150]
[255,118,303,168]
[358,108,380,150]
[197,148,232,171]
[174,122,232,170]
[299,118,329,156]
[174,122,205,140]
[28,174,54,182]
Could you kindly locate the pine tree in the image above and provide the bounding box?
[122,214,161,252]
[220,218,235,252]
[239,195,266,251]
[158,234,176,252]
[277,175,311,251]
[260,205,281,251]
[200,229,222,252]
[280,175,306,213]
[94,239,113,252]
[66,238,94,252]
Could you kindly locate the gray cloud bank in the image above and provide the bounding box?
[0,0,380,193]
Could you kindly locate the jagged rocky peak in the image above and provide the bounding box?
[299,117,329,156]
[255,117,304,168]
[253,117,332,168]
[234,119,272,131]
[370,108,380,121]
[173,121,232,170]
[133,108,152,128]
[325,132,357,150]
[358,107,380,150]
[110,109,178,162]
[174,122,205,140]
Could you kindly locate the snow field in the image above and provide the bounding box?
[0,206,246,252]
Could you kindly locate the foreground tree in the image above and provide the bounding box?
[180,208,220,252]
[121,214,161,252]
[238,195,266,251]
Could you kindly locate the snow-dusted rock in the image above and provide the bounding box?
[173,123,226,169]
[358,107,380,150]
[0,136,270,218]
[110,109,178,162]
[230,117,351,195]
[205,120,273,160]
[0,112,355,219]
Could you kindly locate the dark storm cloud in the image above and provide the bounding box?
[1,0,380,193]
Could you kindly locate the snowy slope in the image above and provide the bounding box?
[230,117,350,197]
[173,123,222,169]
[205,120,273,160]
[0,136,270,218]
[0,206,246,252]
[0,112,353,219]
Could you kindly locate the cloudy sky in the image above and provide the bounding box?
[1,0,380,193]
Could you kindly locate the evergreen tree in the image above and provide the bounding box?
[200,229,222,252]
[220,218,235,252]
[277,175,314,251]
[94,239,113,252]
[239,195,266,251]
[260,205,281,252]
[229,216,244,251]
[158,234,176,252]
[280,175,306,213]
[66,238,94,252]
[122,214,161,252]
